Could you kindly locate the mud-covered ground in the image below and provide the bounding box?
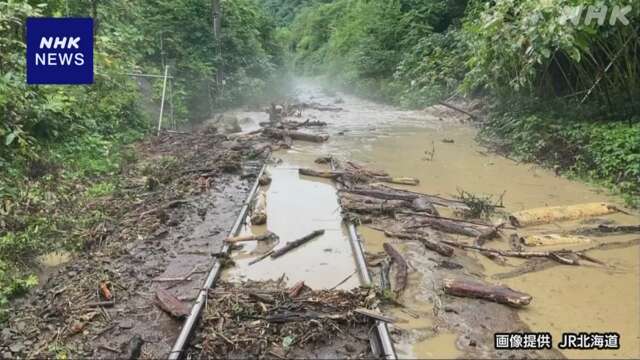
[1,126,270,359]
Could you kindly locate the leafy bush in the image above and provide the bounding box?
[481,109,640,206]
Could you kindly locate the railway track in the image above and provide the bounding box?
[168,160,397,359]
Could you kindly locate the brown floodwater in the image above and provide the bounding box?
[223,80,640,359]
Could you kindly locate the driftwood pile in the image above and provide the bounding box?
[298,156,638,308]
[197,281,376,358]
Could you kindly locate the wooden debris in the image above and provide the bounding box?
[226,231,278,243]
[520,234,591,247]
[376,176,419,186]
[574,224,640,236]
[437,101,477,120]
[155,289,190,318]
[249,250,275,265]
[271,230,325,259]
[443,278,532,307]
[299,168,343,179]
[510,202,618,227]
[440,240,583,265]
[152,264,205,282]
[383,243,408,295]
[409,215,498,241]
[384,231,454,257]
[99,281,112,301]
[354,308,397,323]
[263,128,329,143]
[330,271,357,290]
[369,184,470,210]
[344,161,389,177]
[251,189,267,225]
[288,281,306,298]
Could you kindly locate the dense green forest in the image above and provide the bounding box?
[0,0,284,315]
[1,0,639,317]
[279,0,639,205]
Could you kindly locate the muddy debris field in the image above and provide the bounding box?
[2,85,640,359]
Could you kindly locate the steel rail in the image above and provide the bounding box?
[346,222,398,360]
[333,162,397,360]
[168,161,267,360]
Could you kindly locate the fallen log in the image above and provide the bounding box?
[344,161,389,177]
[249,250,274,265]
[288,281,306,298]
[440,240,582,265]
[283,119,327,127]
[251,189,267,225]
[409,216,498,241]
[520,234,591,247]
[443,278,532,307]
[226,231,278,243]
[299,168,343,179]
[263,128,329,143]
[574,224,640,236]
[384,231,454,257]
[340,188,417,202]
[437,101,477,120]
[367,184,470,210]
[271,229,325,259]
[509,202,619,227]
[383,243,408,295]
[354,308,397,323]
[375,176,420,186]
[155,289,190,318]
[339,193,410,215]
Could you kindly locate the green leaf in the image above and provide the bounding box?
[5,132,17,146]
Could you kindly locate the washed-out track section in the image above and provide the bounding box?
[168,159,397,359]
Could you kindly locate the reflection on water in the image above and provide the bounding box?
[224,159,359,290]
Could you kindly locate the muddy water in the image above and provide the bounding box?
[227,80,639,359]
[224,158,359,289]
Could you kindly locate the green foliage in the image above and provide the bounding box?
[286,0,639,206]
[1,0,285,314]
[463,0,640,115]
[481,109,640,206]
[288,0,471,105]
[262,0,331,25]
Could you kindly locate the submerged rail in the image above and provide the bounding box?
[333,163,398,359]
[168,161,268,360]
[347,224,398,359]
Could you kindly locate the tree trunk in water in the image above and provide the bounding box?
[443,278,532,307]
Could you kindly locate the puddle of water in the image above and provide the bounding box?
[224,158,359,290]
[413,332,464,359]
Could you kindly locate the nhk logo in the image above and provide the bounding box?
[26,18,93,84]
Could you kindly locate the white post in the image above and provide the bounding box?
[157,65,169,136]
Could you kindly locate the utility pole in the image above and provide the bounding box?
[212,0,223,88]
